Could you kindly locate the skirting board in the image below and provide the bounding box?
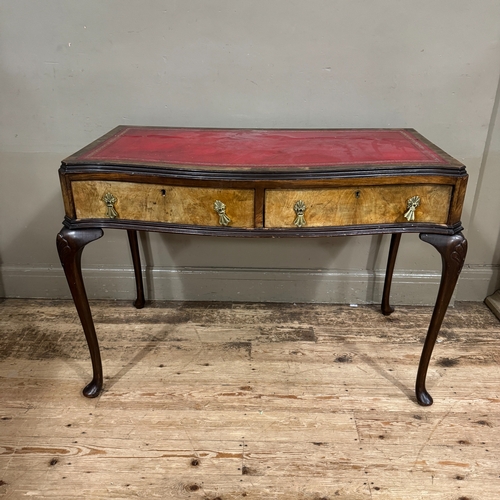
[485,289,500,319]
[1,264,496,304]
[0,264,457,305]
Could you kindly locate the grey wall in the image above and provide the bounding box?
[1,1,500,304]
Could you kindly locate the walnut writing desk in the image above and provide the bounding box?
[57,127,468,406]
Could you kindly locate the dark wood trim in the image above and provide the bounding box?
[60,163,466,182]
[61,167,464,189]
[63,216,464,238]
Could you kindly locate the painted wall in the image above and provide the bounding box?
[462,77,500,300]
[1,1,500,303]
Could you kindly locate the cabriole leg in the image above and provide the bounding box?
[381,233,402,316]
[127,230,145,309]
[416,232,467,406]
[56,227,104,398]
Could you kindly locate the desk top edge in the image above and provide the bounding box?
[62,126,465,174]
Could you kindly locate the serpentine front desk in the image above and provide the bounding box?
[57,127,468,406]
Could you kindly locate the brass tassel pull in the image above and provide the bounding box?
[214,200,231,226]
[294,200,307,227]
[404,195,420,221]
[102,192,118,219]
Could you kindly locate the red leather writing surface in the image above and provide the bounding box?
[80,127,446,167]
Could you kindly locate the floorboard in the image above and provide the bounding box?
[1,299,499,499]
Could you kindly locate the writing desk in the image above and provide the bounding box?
[57,127,468,406]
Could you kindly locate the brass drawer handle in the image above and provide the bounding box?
[102,192,118,219]
[294,200,307,227]
[404,195,420,221]
[214,200,231,226]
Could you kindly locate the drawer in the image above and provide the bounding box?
[265,184,453,228]
[72,180,255,228]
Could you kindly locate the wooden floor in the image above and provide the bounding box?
[0,299,499,499]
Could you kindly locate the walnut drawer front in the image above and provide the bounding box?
[264,184,453,228]
[72,180,255,228]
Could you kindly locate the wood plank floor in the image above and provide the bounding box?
[0,299,499,499]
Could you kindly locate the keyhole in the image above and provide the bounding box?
[160,189,166,196]
[355,190,361,198]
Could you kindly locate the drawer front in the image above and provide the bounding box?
[72,181,255,228]
[265,184,452,228]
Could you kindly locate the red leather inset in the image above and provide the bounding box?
[80,128,446,167]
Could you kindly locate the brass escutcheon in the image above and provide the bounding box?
[214,200,231,226]
[293,200,307,227]
[404,195,420,222]
[102,192,118,219]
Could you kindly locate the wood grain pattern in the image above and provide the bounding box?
[72,180,255,228]
[59,174,76,219]
[448,175,468,225]
[265,184,452,228]
[1,299,499,499]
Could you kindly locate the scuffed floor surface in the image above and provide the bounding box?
[0,299,499,499]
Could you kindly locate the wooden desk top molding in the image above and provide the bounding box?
[57,126,468,406]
